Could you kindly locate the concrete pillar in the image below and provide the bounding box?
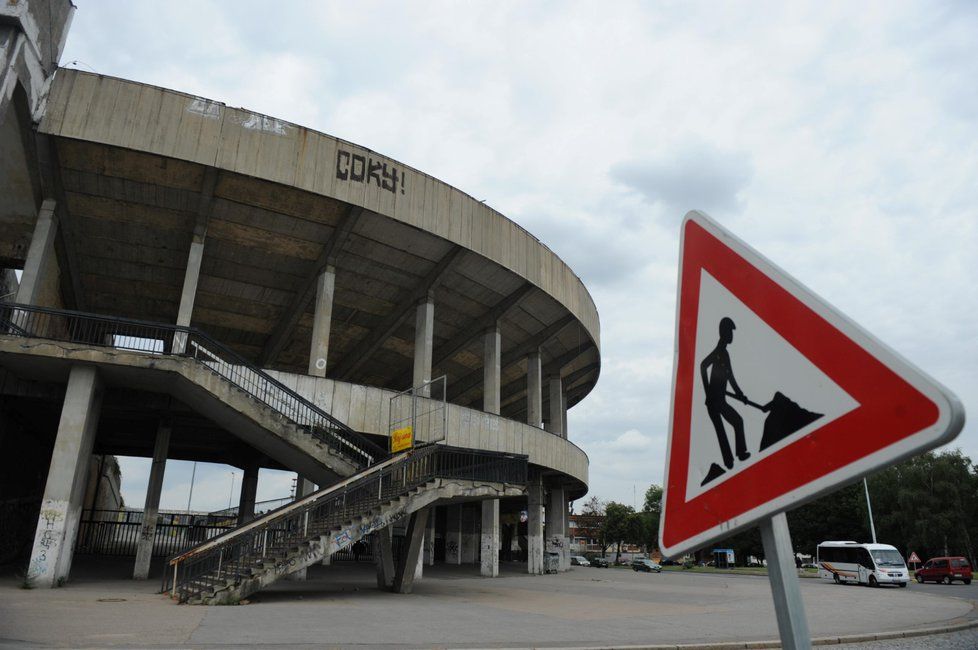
[562,393,568,439]
[425,508,436,567]
[413,297,434,396]
[287,477,317,580]
[481,325,502,576]
[394,508,430,594]
[547,375,564,437]
[527,477,545,575]
[237,463,259,526]
[15,199,57,307]
[26,365,103,587]
[481,499,500,577]
[308,265,336,377]
[527,350,543,428]
[546,486,569,572]
[173,235,205,354]
[373,526,395,590]
[133,422,171,580]
[483,325,501,414]
[446,504,462,565]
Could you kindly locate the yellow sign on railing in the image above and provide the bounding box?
[391,425,414,453]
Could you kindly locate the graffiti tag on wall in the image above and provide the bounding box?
[336,149,406,196]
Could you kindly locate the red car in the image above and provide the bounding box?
[915,557,972,585]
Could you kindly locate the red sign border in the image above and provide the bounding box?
[659,212,964,557]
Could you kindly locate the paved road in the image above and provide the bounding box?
[907,577,978,600]
[0,559,973,648]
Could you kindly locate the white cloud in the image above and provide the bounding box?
[65,0,978,511]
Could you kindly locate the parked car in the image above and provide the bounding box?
[631,558,662,573]
[590,556,610,568]
[570,555,591,567]
[915,557,973,585]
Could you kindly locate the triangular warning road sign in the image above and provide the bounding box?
[908,551,922,564]
[659,211,964,558]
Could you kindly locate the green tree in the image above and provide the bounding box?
[603,502,637,564]
[577,496,608,555]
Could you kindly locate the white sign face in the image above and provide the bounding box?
[685,269,860,500]
[660,211,965,559]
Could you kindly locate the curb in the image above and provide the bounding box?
[465,613,978,650]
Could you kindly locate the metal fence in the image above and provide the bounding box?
[0,303,386,469]
[389,375,447,451]
[75,510,237,557]
[163,445,527,602]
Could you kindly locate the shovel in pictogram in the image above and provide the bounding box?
[728,391,823,451]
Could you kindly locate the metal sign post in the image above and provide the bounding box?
[759,513,811,650]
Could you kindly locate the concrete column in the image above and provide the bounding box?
[527,350,543,428]
[27,365,103,587]
[446,504,462,565]
[237,463,259,525]
[133,422,171,580]
[287,477,317,580]
[413,297,434,396]
[394,508,430,594]
[425,508,436,567]
[483,325,501,414]
[481,499,500,577]
[546,486,569,572]
[562,393,568,439]
[527,478,545,575]
[308,265,336,377]
[15,199,57,307]
[173,235,205,354]
[547,375,564,437]
[373,526,395,590]
[481,326,502,576]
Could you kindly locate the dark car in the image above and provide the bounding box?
[631,558,662,573]
[590,556,610,568]
[916,557,972,585]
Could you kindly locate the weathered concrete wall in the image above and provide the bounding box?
[266,370,588,488]
[39,70,600,353]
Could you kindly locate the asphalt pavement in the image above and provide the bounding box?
[0,558,974,649]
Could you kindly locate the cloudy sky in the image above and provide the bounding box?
[60,1,976,513]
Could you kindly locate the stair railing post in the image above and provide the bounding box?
[262,530,267,557]
[171,562,178,599]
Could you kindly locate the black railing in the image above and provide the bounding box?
[162,445,527,603]
[75,510,237,557]
[0,303,387,469]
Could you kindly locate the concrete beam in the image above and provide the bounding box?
[15,199,57,306]
[27,365,103,587]
[332,246,462,382]
[259,205,361,367]
[172,168,217,353]
[393,508,430,594]
[133,421,171,580]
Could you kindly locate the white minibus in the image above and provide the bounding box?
[816,541,909,587]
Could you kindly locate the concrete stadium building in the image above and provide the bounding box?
[0,1,600,602]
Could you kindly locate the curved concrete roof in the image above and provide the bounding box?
[30,69,600,418]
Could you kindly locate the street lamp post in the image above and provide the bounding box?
[228,472,236,511]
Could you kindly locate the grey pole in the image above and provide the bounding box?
[228,472,236,510]
[863,478,877,544]
[759,513,811,650]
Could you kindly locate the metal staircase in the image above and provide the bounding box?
[0,303,387,472]
[162,445,527,604]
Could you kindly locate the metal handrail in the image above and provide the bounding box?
[162,445,527,603]
[0,303,387,467]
